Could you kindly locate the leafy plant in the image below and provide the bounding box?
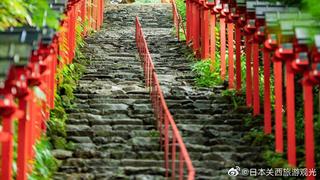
[192,59,223,87]
[48,22,88,150]
[28,138,59,180]
[0,0,60,30]
[25,0,60,29]
[176,0,186,22]
[0,0,31,30]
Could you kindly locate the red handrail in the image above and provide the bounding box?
[135,16,195,180]
[0,1,104,179]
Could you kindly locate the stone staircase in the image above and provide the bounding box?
[53,2,267,180]
[54,4,173,180]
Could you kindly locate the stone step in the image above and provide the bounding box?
[74,93,152,100]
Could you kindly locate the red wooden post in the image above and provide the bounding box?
[274,61,283,153]
[96,0,100,30]
[186,0,190,42]
[303,77,315,180]
[220,17,226,80]
[1,116,13,180]
[285,61,296,166]
[235,27,241,91]
[81,0,87,35]
[209,12,216,70]
[263,49,271,134]
[100,0,104,29]
[252,42,260,115]
[191,2,196,51]
[193,4,200,56]
[94,0,98,30]
[245,36,252,107]
[201,7,209,59]
[87,0,92,31]
[189,1,194,44]
[70,5,76,62]
[28,95,35,161]
[17,97,31,180]
[227,23,234,88]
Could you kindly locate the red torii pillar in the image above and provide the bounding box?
[200,5,210,59]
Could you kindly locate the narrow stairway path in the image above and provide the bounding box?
[142,19,268,180]
[54,3,173,180]
[53,2,267,180]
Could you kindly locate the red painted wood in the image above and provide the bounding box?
[1,116,13,180]
[210,13,216,70]
[263,49,271,134]
[274,61,283,153]
[228,23,234,89]
[17,98,31,180]
[303,77,315,179]
[193,4,200,56]
[285,61,296,166]
[235,27,241,92]
[245,36,252,107]
[201,8,209,59]
[186,0,190,41]
[252,43,260,115]
[220,18,226,80]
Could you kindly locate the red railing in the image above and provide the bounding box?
[176,0,319,179]
[0,0,104,179]
[135,17,195,180]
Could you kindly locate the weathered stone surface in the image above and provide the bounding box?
[52,149,73,159]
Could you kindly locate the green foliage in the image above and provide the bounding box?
[0,0,31,30]
[148,130,160,137]
[176,0,186,22]
[0,0,59,30]
[263,150,289,168]
[303,0,320,19]
[25,0,60,29]
[29,138,59,180]
[192,59,223,87]
[47,22,88,151]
